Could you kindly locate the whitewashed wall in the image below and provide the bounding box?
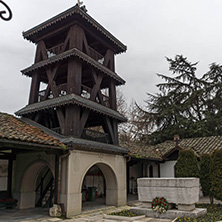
[0,177,7,190]
[160,161,176,178]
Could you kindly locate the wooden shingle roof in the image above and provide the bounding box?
[0,112,65,148]
[15,94,127,122]
[23,5,127,54]
[63,137,128,155]
[21,48,125,86]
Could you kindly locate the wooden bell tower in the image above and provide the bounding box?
[16,4,127,146]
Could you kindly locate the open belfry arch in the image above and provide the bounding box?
[15,3,128,216]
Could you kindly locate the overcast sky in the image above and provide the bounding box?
[1,0,222,114]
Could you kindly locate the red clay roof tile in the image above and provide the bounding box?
[0,112,65,148]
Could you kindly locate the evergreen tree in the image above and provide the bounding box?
[200,154,211,196]
[175,149,199,178]
[134,55,222,144]
[210,150,222,201]
[202,63,222,135]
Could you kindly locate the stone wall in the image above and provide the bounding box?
[138,178,199,211]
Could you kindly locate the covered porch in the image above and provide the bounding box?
[0,112,65,211]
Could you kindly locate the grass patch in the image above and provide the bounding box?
[176,204,222,222]
[109,209,142,217]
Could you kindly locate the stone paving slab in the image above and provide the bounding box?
[0,204,172,222]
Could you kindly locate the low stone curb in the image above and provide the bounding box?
[103,214,146,221]
[131,207,207,220]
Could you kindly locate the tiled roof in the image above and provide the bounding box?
[178,136,222,156]
[120,135,222,161]
[120,139,162,161]
[23,5,127,54]
[21,48,125,85]
[0,112,65,148]
[155,141,177,157]
[156,136,222,158]
[15,93,127,122]
[21,117,128,155]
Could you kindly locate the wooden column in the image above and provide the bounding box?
[67,59,82,95]
[158,164,161,178]
[65,58,82,136]
[108,78,119,145]
[7,159,13,197]
[112,119,119,145]
[29,71,40,104]
[104,49,115,72]
[68,25,84,51]
[142,163,147,177]
[54,155,59,204]
[144,163,148,177]
[109,80,117,110]
[127,162,130,194]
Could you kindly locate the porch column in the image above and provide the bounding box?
[54,155,59,204]
[7,159,13,197]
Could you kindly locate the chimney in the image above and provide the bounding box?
[174,135,180,141]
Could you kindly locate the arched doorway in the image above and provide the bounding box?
[81,163,117,211]
[35,166,54,208]
[19,161,54,209]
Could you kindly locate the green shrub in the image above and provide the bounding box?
[175,149,199,178]
[109,210,142,217]
[200,153,211,196]
[210,149,222,201]
[176,204,222,222]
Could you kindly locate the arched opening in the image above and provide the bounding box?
[35,166,54,208]
[81,163,117,211]
[20,161,54,209]
[82,165,106,210]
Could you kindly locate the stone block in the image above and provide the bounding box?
[178,204,195,211]
[131,207,207,219]
[137,178,199,205]
[49,204,62,217]
[140,202,152,208]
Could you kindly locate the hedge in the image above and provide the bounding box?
[200,153,211,196]
[175,149,199,178]
[210,149,222,201]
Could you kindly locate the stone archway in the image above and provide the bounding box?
[96,163,118,206]
[19,160,54,209]
[65,151,126,216]
[81,162,118,210]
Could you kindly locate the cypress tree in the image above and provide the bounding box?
[210,150,222,201]
[175,149,199,178]
[200,154,211,196]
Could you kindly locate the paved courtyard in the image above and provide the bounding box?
[0,205,172,222]
[1,196,221,222]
